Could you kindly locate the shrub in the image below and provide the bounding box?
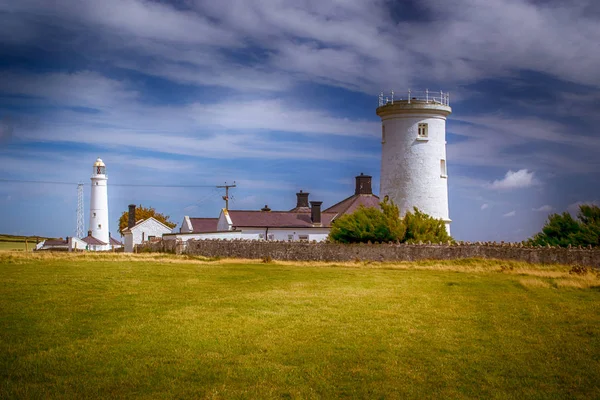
[329,199,452,244]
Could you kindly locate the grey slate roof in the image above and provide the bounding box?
[227,210,336,228]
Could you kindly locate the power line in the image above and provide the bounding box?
[0,178,217,188]
[216,182,237,210]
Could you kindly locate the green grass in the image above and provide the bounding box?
[0,241,28,251]
[0,234,51,252]
[1,253,599,399]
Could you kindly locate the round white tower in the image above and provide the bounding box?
[89,158,110,244]
[376,90,452,234]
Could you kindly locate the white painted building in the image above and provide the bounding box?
[35,234,122,252]
[122,205,174,252]
[165,174,380,244]
[376,90,452,234]
[89,158,110,245]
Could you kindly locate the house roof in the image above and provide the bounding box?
[226,210,336,228]
[122,217,172,233]
[81,235,107,245]
[43,239,68,246]
[324,194,381,216]
[189,218,219,233]
[109,236,122,245]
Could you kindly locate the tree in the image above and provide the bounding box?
[328,197,405,243]
[329,198,452,244]
[403,207,453,244]
[529,204,600,247]
[118,205,177,235]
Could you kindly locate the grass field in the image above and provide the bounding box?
[0,241,27,251]
[0,234,51,252]
[1,253,599,399]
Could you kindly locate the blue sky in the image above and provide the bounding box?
[0,0,599,241]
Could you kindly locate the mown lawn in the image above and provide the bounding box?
[1,253,599,399]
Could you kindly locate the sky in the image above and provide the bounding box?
[0,0,599,242]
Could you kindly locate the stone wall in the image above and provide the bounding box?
[135,239,178,254]
[137,239,600,267]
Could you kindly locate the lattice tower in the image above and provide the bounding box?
[76,183,84,238]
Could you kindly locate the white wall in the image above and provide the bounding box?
[124,218,173,252]
[380,107,451,234]
[89,174,110,244]
[164,231,243,242]
[124,233,134,253]
[68,237,87,251]
[217,210,232,231]
[165,227,330,243]
[179,216,193,233]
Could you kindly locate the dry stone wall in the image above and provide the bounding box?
[137,239,600,267]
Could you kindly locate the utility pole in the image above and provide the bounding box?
[217,182,236,210]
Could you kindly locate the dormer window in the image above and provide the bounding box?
[418,123,428,138]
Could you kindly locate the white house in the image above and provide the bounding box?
[35,233,122,252]
[165,173,380,244]
[123,205,174,252]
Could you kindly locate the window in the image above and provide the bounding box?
[288,234,293,242]
[268,234,275,241]
[381,125,386,144]
[98,224,101,229]
[258,233,265,240]
[148,235,155,241]
[418,123,428,138]
[299,235,309,242]
[95,182,98,186]
[440,159,447,177]
[93,212,96,217]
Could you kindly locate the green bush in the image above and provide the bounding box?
[329,199,452,244]
[528,204,600,248]
[403,207,452,244]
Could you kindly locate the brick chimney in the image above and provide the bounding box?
[296,190,309,208]
[355,173,372,195]
[128,204,136,229]
[310,201,322,224]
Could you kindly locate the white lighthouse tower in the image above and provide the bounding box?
[89,158,110,244]
[376,90,452,233]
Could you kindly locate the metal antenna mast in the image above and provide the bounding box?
[76,183,84,238]
[216,182,236,210]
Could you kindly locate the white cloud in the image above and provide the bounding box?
[503,211,516,218]
[481,203,489,210]
[489,169,538,190]
[532,205,554,212]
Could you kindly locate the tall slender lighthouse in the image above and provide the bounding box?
[89,158,110,244]
[376,90,452,234]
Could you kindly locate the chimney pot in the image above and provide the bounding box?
[310,201,323,224]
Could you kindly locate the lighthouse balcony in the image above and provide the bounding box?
[378,89,450,107]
